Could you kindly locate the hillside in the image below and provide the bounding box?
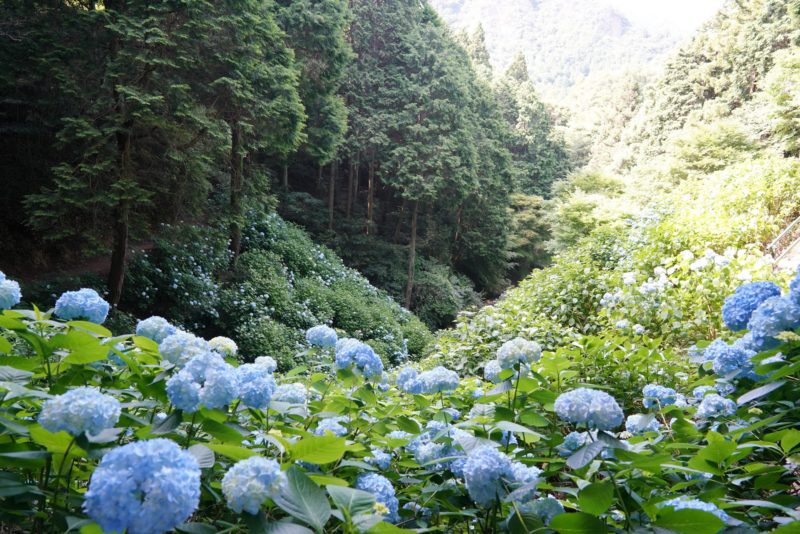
[429,0,677,98]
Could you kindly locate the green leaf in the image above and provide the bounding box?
[494,420,543,439]
[201,419,243,443]
[507,504,546,534]
[0,336,11,354]
[291,435,346,464]
[578,481,614,515]
[395,416,420,434]
[67,321,112,337]
[264,522,314,534]
[549,512,607,533]
[737,380,786,405]
[0,365,32,384]
[308,475,348,487]
[273,467,331,531]
[653,509,725,534]
[781,429,800,454]
[151,411,182,435]
[187,444,215,468]
[365,523,415,533]
[176,524,219,534]
[567,440,605,470]
[327,485,375,517]
[206,444,256,461]
[133,335,159,352]
[29,426,79,455]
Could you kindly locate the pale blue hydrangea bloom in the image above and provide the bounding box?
[84,439,200,534]
[714,380,735,397]
[440,407,460,421]
[557,431,590,457]
[159,331,211,367]
[386,430,411,441]
[305,325,338,348]
[692,385,716,400]
[484,360,502,383]
[209,336,238,358]
[272,383,307,404]
[514,497,564,526]
[642,384,677,409]
[254,356,278,373]
[355,474,399,523]
[496,337,542,370]
[397,366,459,394]
[703,339,756,380]
[167,352,238,412]
[365,448,392,470]
[414,440,460,471]
[236,363,276,409]
[0,272,21,310]
[633,324,646,335]
[396,367,421,394]
[722,282,781,331]
[554,388,624,430]
[660,497,732,523]
[314,416,348,437]
[508,461,543,501]
[55,288,110,324]
[696,394,736,419]
[39,387,121,436]
[335,338,384,379]
[747,295,800,351]
[135,316,178,344]
[463,446,541,507]
[616,319,630,329]
[222,456,285,514]
[625,414,660,435]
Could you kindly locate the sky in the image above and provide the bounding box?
[607,0,725,34]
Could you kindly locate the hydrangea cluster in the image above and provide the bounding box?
[746,295,800,351]
[463,446,542,507]
[554,388,624,430]
[209,336,238,358]
[236,363,276,409]
[397,366,459,394]
[335,338,384,379]
[159,331,211,367]
[0,272,21,310]
[483,360,502,383]
[692,385,716,400]
[84,439,200,534]
[660,497,732,523]
[39,387,121,436]
[625,414,660,434]
[166,352,238,412]
[514,497,564,526]
[254,356,278,373]
[365,448,392,470]
[314,416,349,437]
[696,394,736,419]
[721,281,781,331]
[54,288,110,324]
[556,431,589,457]
[702,339,756,380]
[222,456,285,514]
[355,474,399,523]
[272,383,307,404]
[642,384,677,409]
[136,316,178,343]
[496,337,541,369]
[305,325,338,348]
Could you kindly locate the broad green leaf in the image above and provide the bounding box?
[366,523,415,533]
[151,411,182,435]
[0,336,11,354]
[578,481,614,515]
[737,380,786,405]
[653,509,725,534]
[566,440,605,470]
[273,467,331,531]
[29,426,80,455]
[781,429,800,454]
[176,524,218,534]
[188,444,215,469]
[201,419,243,443]
[507,504,546,534]
[327,485,375,517]
[549,512,607,533]
[308,475,348,487]
[67,321,112,337]
[291,435,346,464]
[206,444,256,461]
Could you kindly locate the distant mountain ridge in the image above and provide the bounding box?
[429,0,678,99]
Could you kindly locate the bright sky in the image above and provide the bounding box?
[607,0,725,34]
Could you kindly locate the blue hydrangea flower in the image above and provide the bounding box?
[642,384,677,409]
[508,461,543,502]
[167,352,238,412]
[39,387,121,436]
[692,386,716,400]
[513,497,564,526]
[711,341,756,379]
[272,383,307,404]
[414,440,460,471]
[84,439,200,534]
[135,316,178,344]
[355,474,399,523]
[366,448,392,470]
[159,332,211,367]
[747,295,800,351]
[484,360,502,383]
[305,325,338,348]
[386,430,411,441]
[440,407,460,421]
[222,456,285,514]
[55,288,110,324]
[335,338,384,379]
[696,394,736,419]
[463,447,541,507]
[633,324,646,335]
[254,356,278,373]
[557,431,589,457]
[722,281,781,331]
[714,380,735,397]
[314,416,348,437]
[660,497,732,523]
[416,366,460,394]
[396,367,421,394]
[0,273,21,310]
[496,337,542,370]
[236,363,276,409]
[209,336,238,358]
[554,388,624,430]
[625,414,661,434]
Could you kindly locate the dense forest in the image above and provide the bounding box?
[1,0,800,532]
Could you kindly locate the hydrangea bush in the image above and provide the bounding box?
[0,270,799,533]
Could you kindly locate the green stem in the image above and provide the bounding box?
[185,412,198,447]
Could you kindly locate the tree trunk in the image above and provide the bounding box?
[404,200,419,309]
[107,113,133,307]
[346,162,354,218]
[393,197,407,243]
[366,161,374,235]
[229,120,243,266]
[317,164,323,195]
[282,164,288,190]
[352,161,360,208]
[328,160,336,230]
